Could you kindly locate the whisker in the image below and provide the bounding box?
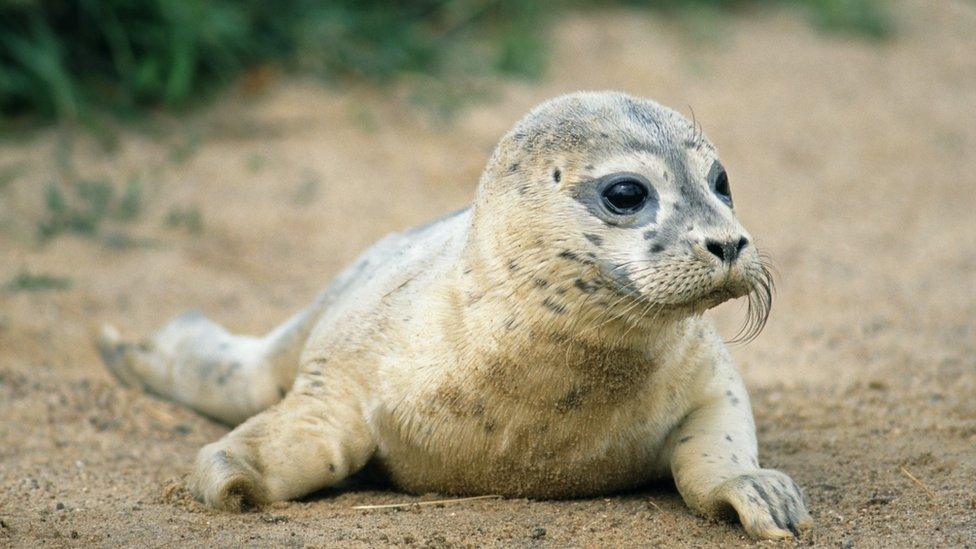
[727,259,775,345]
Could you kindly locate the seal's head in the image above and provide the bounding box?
[475,91,772,340]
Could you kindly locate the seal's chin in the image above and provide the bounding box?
[697,285,748,310]
[673,280,754,314]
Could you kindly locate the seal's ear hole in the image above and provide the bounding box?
[553,169,561,183]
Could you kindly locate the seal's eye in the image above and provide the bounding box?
[602,180,648,215]
[713,169,733,207]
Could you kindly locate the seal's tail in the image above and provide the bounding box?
[97,304,320,425]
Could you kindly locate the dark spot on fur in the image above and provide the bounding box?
[651,244,665,253]
[585,164,594,170]
[508,260,519,272]
[574,279,599,294]
[216,362,242,385]
[533,278,550,288]
[542,297,568,315]
[559,250,579,261]
[555,386,586,412]
[624,139,655,153]
[278,387,287,398]
[508,162,520,173]
[643,230,657,240]
[731,454,739,464]
[623,98,665,134]
[726,390,740,406]
[329,463,336,473]
[483,421,495,434]
[558,250,594,265]
[548,332,569,344]
[678,436,693,444]
[553,169,561,183]
[584,233,603,246]
[310,380,324,388]
[503,314,519,330]
[725,434,733,442]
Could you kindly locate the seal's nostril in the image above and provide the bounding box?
[736,237,749,254]
[705,237,747,263]
[705,240,727,262]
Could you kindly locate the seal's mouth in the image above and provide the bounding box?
[698,285,746,309]
[663,277,749,315]
[589,255,774,342]
[661,264,774,344]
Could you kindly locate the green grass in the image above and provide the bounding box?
[38,177,143,241]
[0,0,893,126]
[798,0,892,39]
[0,162,27,190]
[6,271,73,292]
[165,205,204,234]
[101,231,158,251]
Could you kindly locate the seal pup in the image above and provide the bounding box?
[98,91,811,539]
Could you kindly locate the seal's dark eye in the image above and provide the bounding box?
[714,169,732,207]
[602,180,648,215]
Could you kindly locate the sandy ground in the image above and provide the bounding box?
[1,0,975,546]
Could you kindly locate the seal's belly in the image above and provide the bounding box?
[373,404,671,498]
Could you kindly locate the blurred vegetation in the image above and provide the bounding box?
[1,0,892,125]
[5,270,73,292]
[164,204,204,234]
[38,177,142,240]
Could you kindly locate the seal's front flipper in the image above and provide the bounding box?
[665,378,811,540]
[188,387,376,510]
[707,469,812,539]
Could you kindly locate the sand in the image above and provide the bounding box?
[1,0,974,546]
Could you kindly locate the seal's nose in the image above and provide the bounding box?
[704,237,748,264]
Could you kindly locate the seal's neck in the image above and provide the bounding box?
[449,245,694,404]
[456,215,692,360]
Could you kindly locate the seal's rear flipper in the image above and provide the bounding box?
[95,310,304,425]
[97,324,146,389]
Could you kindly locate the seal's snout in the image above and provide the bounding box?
[704,236,749,265]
